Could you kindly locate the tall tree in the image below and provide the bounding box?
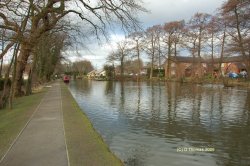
[206,16,220,73]
[220,0,250,73]
[189,13,211,59]
[106,51,117,79]
[124,59,143,75]
[0,29,7,78]
[184,13,211,77]
[163,20,184,78]
[72,60,94,76]
[0,0,146,96]
[34,32,69,83]
[128,31,144,81]
[104,65,115,80]
[144,25,162,79]
[115,40,129,80]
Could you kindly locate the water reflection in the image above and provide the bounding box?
[69,80,250,166]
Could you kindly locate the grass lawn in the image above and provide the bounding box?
[61,84,123,166]
[0,90,46,160]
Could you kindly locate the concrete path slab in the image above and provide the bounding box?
[0,83,69,166]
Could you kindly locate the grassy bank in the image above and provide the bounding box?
[0,90,46,159]
[61,84,122,166]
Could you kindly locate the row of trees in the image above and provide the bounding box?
[0,0,146,109]
[63,60,94,77]
[107,0,250,80]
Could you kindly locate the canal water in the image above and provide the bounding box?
[68,80,250,166]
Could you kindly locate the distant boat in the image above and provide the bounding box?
[63,75,70,83]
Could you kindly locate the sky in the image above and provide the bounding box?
[68,0,225,69]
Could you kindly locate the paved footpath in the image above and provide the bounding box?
[0,83,69,166]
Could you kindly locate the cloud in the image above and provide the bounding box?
[66,34,126,69]
[140,0,224,27]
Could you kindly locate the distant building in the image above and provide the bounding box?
[87,69,106,79]
[87,70,97,79]
[222,62,247,74]
[164,56,248,78]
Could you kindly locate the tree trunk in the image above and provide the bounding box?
[174,42,177,57]
[198,27,202,58]
[150,57,154,79]
[112,63,115,80]
[197,27,202,77]
[8,42,20,109]
[25,68,32,96]
[14,44,31,96]
[219,28,226,76]
[0,32,4,78]
[136,40,141,82]
[150,36,155,80]
[0,46,16,109]
[120,54,124,81]
[191,41,196,78]
[211,31,214,75]
[234,7,250,78]
[167,36,171,79]
[0,58,3,78]
[157,37,161,79]
[0,78,11,109]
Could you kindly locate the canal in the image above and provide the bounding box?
[68,80,250,166]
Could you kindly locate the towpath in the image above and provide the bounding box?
[0,83,69,166]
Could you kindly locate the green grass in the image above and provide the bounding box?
[0,90,46,159]
[61,84,123,166]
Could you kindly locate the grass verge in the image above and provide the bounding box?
[61,83,123,166]
[0,90,46,159]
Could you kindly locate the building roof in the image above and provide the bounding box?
[229,62,246,70]
[168,55,247,64]
[87,70,97,75]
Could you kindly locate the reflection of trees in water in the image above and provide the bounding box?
[74,79,92,94]
[214,90,250,166]
[74,80,250,165]
[119,81,125,111]
[105,81,116,106]
[136,82,141,113]
[105,81,115,94]
[244,91,250,118]
[150,83,155,118]
[117,83,250,165]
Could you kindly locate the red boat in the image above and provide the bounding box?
[63,75,70,83]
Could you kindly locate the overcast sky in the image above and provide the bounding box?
[69,0,225,69]
[140,0,224,27]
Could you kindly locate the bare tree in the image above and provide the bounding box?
[163,20,184,78]
[106,51,117,79]
[0,0,146,96]
[184,13,211,78]
[72,60,94,76]
[144,25,162,79]
[0,29,7,78]
[189,13,211,59]
[220,0,250,73]
[124,58,143,75]
[217,16,228,76]
[115,40,130,80]
[128,31,144,81]
[206,16,220,73]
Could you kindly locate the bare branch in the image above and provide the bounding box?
[0,41,15,59]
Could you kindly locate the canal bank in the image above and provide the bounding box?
[0,82,122,166]
[61,83,123,166]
